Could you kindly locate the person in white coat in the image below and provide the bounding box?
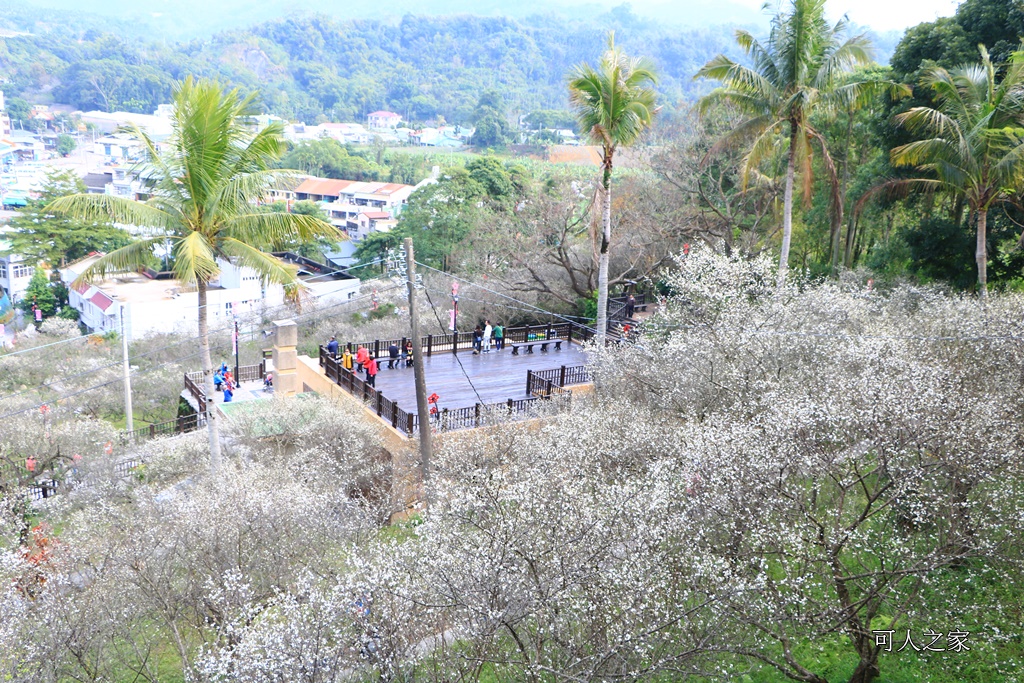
[483,320,493,352]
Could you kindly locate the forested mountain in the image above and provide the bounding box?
[3,0,767,40]
[0,5,895,125]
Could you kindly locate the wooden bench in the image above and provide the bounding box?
[511,339,562,355]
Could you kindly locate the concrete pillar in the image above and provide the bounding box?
[272,319,299,397]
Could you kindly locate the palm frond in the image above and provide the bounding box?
[221,211,344,248]
[173,230,219,285]
[71,236,171,286]
[46,194,175,231]
[218,238,301,288]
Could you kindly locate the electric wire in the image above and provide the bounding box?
[0,284,405,418]
[420,285,485,405]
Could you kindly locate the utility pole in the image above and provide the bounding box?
[233,319,240,385]
[451,280,459,355]
[120,305,134,432]
[404,238,433,502]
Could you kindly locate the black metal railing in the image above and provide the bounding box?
[320,351,579,437]
[184,362,265,412]
[121,413,208,444]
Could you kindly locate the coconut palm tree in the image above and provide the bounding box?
[48,78,341,471]
[696,0,874,285]
[889,46,1024,300]
[568,33,657,345]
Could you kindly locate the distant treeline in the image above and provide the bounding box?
[0,8,748,125]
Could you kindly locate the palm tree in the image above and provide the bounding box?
[48,78,340,471]
[568,33,657,345]
[695,0,873,285]
[889,46,1024,300]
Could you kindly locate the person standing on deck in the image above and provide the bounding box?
[342,347,354,373]
[366,356,379,387]
[388,342,400,369]
[327,335,339,358]
[472,325,483,354]
[356,345,369,374]
[626,294,636,319]
[493,322,504,350]
[483,320,493,352]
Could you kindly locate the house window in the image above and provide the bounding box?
[0,264,6,279]
[12,264,34,279]
[104,144,112,155]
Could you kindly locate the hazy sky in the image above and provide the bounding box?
[726,0,958,31]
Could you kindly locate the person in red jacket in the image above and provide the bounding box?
[355,345,370,374]
[365,356,378,387]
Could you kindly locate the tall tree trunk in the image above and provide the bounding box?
[977,208,988,301]
[778,124,798,287]
[197,280,222,472]
[830,112,853,274]
[843,213,857,268]
[595,152,613,346]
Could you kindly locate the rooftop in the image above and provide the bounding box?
[81,271,201,307]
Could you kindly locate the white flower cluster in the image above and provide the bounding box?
[3,249,1022,683]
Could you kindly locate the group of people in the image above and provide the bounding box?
[472,320,504,354]
[327,335,414,388]
[213,363,236,403]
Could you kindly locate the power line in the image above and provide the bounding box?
[420,285,485,405]
[414,261,602,336]
[0,257,388,358]
[0,285,405,417]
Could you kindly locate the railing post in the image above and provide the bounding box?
[567,324,573,344]
[546,323,552,340]
[546,378,553,397]
[376,392,383,416]
[374,340,380,358]
[526,369,533,395]
[347,342,352,354]
[474,403,481,427]
[149,424,156,438]
[427,334,433,357]
[391,404,398,429]
[407,412,414,435]
[507,398,513,415]
[525,325,531,341]
[559,365,566,387]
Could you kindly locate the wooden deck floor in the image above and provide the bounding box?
[369,342,589,411]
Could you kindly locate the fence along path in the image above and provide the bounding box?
[319,323,593,436]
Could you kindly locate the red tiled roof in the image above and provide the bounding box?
[294,178,356,196]
[361,211,391,220]
[89,291,115,312]
[73,281,90,294]
[377,183,409,194]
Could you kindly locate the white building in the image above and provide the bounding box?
[93,133,146,164]
[61,255,361,341]
[293,177,413,239]
[78,110,173,137]
[0,233,35,304]
[367,111,401,130]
